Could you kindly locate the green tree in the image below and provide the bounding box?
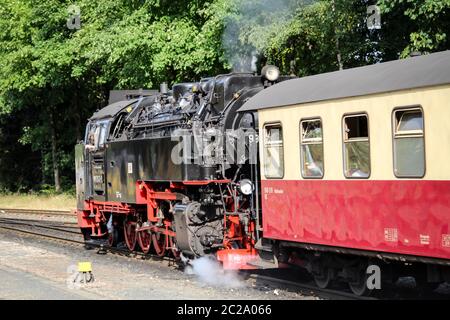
[0,0,449,193]
[0,0,228,193]
[257,1,383,75]
[378,0,450,57]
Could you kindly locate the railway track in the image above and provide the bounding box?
[0,211,371,300]
[0,217,84,243]
[0,208,73,217]
[0,209,444,300]
[0,215,177,263]
[242,271,376,300]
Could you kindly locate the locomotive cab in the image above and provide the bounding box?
[76,100,140,210]
[75,119,111,211]
[86,119,111,201]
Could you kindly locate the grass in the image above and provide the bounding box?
[0,193,76,211]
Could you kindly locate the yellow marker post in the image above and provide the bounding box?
[75,262,94,284]
[77,262,92,273]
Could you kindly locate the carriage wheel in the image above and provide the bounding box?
[124,220,137,251]
[313,267,333,289]
[152,232,167,257]
[348,261,373,296]
[137,230,152,254]
[349,273,371,296]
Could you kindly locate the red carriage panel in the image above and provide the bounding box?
[261,180,450,260]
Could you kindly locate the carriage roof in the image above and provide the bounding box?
[238,50,450,112]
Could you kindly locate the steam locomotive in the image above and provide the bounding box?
[76,51,450,296]
[75,66,290,266]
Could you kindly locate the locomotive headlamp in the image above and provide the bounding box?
[261,65,280,82]
[238,179,254,195]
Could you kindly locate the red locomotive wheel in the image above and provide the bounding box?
[152,232,166,257]
[107,228,119,247]
[124,220,137,251]
[168,235,180,259]
[107,234,114,247]
[137,230,152,254]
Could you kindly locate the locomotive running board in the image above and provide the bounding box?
[216,249,259,270]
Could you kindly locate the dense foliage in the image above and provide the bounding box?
[0,0,448,193]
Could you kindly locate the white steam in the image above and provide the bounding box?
[222,0,314,72]
[185,255,244,289]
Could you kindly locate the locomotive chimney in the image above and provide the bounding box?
[251,52,258,74]
[160,82,168,95]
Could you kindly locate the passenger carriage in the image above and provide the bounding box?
[238,50,450,294]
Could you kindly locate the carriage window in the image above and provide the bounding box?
[393,108,425,177]
[93,125,101,147]
[343,114,370,178]
[300,119,324,178]
[264,124,284,178]
[111,113,126,140]
[87,121,109,150]
[98,123,107,147]
[95,120,109,148]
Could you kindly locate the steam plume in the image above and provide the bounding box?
[222,0,314,72]
[185,256,244,289]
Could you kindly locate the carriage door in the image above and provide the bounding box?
[86,120,110,202]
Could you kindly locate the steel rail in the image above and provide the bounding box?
[0,224,85,245]
[0,217,78,226]
[0,219,81,235]
[0,219,176,263]
[0,208,73,216]
[241,272,377,300]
